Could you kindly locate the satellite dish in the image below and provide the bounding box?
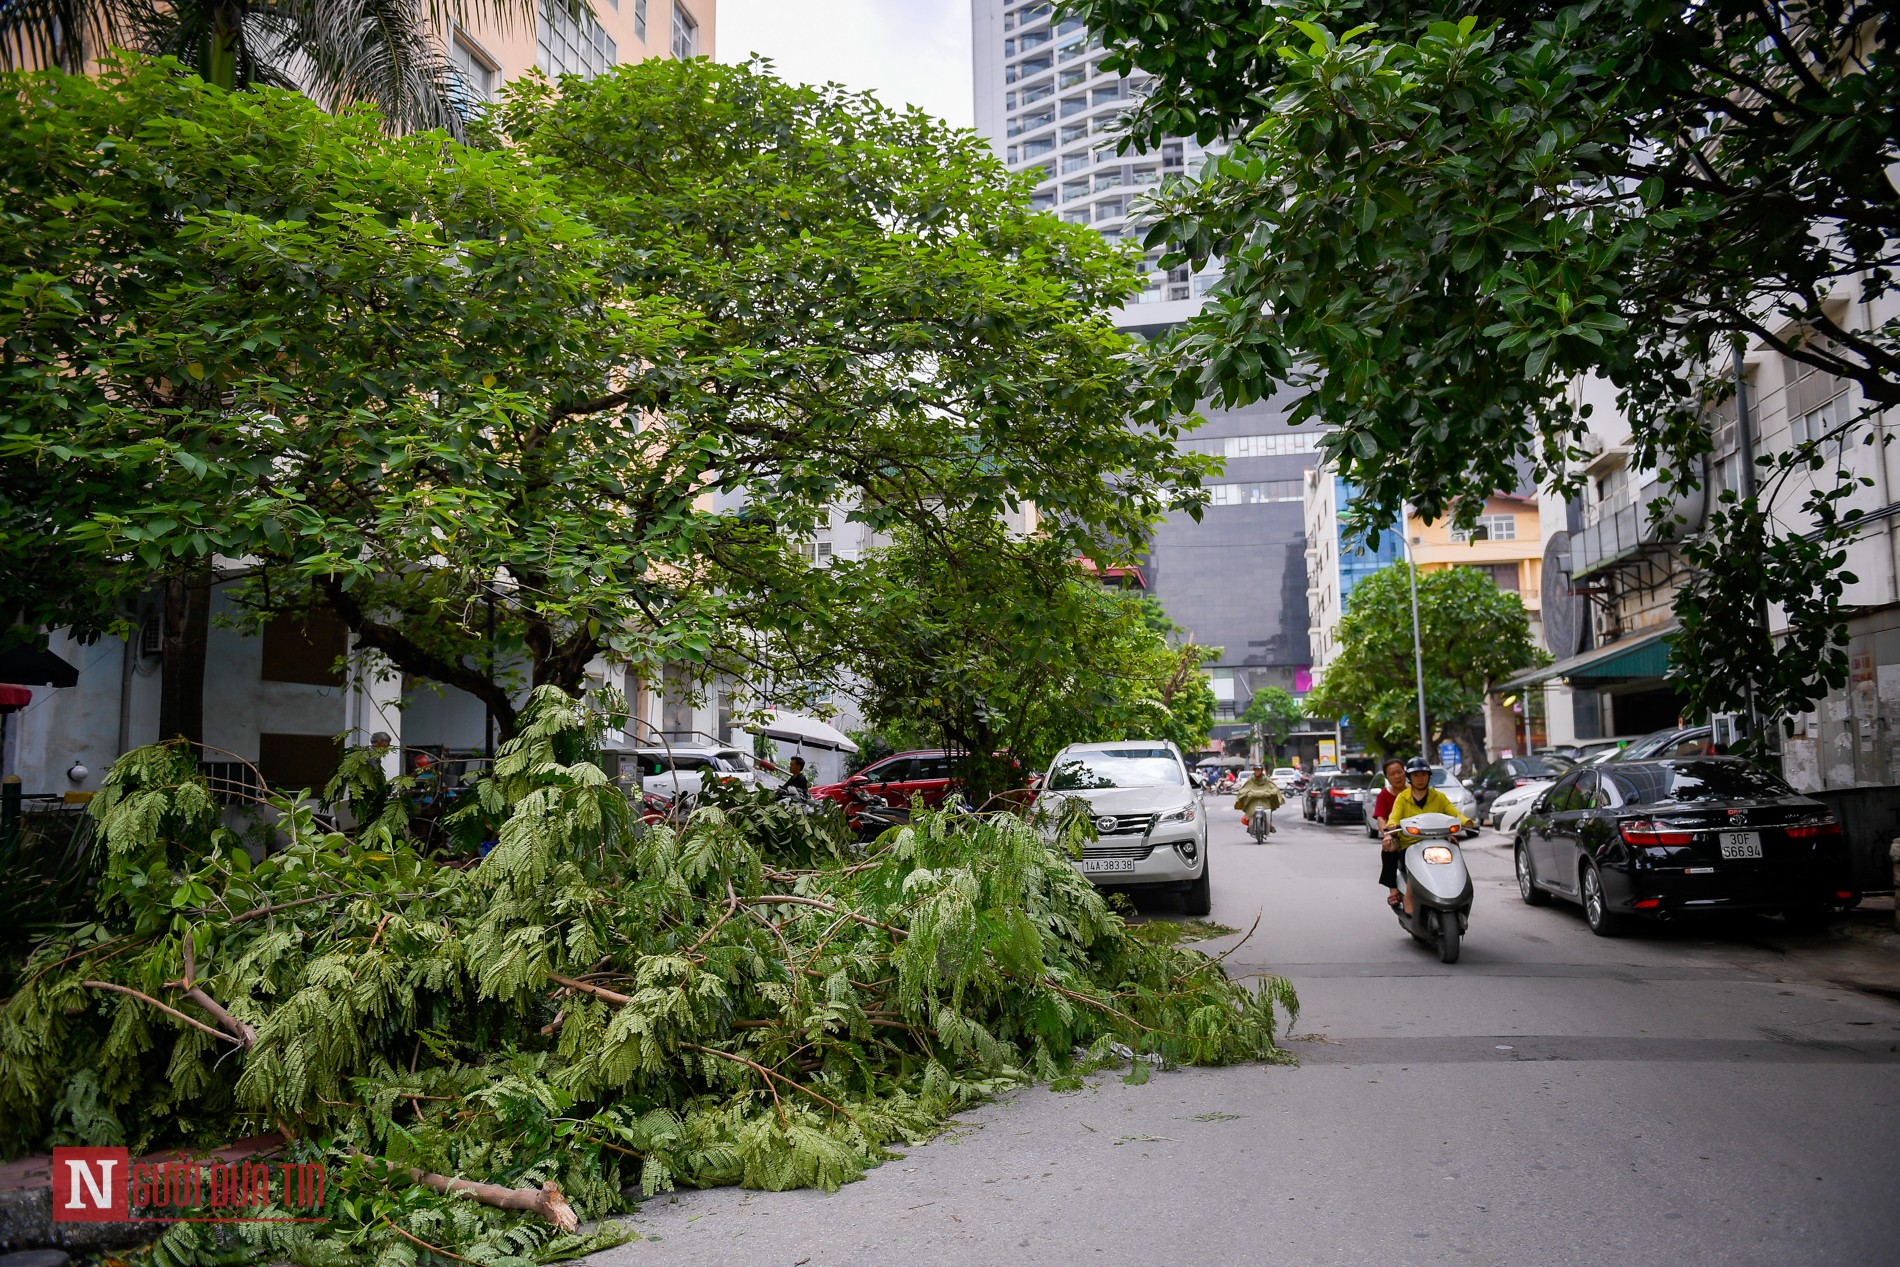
[1543,529,1583,659]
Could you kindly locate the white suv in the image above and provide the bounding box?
[1038,741,1210,915]
[630,747,772,803]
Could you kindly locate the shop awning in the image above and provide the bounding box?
[0,647,77,687]
[1501,626,1676,690]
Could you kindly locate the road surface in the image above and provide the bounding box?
[588,805,1900,1267]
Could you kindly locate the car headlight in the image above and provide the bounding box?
[1159,804,1196,824]
[1421,845,1455,865]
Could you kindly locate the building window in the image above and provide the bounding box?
[1007,145,1019,164]
[1207,480,1304,505]
[1059,65,1086,87]
[1062,179,1089,203]
[1059,94,1087,117]
[1094,197,1123,220]
[1449,514,1518,543]
[634,0,646,41]
[1792,386,1852,453]
[669,2,697,58]
[1021,80,1053,105]
[261,610,348,686]
[1008,110,1053,136]
[1062,209,1090,225]
[1019,27,1050,49]
[1094,169,1124,191]
[1132,165,1159,185]
[1179,432,1325,458]
[1030,190,1056,210]
[1060,122,1088,142]
[1022,136,1055,158]
[539,0,616,78]
[446,31,498,117]
[1060,151,1089,173]
[1091,82,1122,105]
[1006,55,1052,82]
[1162,140,1184,170]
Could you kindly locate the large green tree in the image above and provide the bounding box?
[1304,564,1541,757]
[1240,685,1303,756]
[1071,0,1898,728]
[1,58,1203,739]
[833,527,1217,797]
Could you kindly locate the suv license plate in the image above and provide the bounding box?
[1080,858,1136,874]
[1719,831,1762,859]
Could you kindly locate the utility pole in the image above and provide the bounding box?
[1401,505,1430,760]
[1733,345,1769,746]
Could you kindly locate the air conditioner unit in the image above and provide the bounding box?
[1577,433,1605,457]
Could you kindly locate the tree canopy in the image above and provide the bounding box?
[1,57,1206,737]
[1071,0,1898,726]
[1240,685,1302,755]
[833,527,1217,794]
[1303,564,1541,757]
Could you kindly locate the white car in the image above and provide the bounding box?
[1488,779,1557,833]
[1269,767,1302,792]
[1039,741,1211,916]
[630,747,769,803]
[1433,766,1478,820]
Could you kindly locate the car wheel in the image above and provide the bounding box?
[1515,844,1551,906]
[1181,858,1211,916]
[1580,861,1624,937]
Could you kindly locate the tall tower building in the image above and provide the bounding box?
[971,0,1318,742]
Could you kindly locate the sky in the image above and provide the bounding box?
[717,0,974,129]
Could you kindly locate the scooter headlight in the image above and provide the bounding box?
[1421,845,1455,865]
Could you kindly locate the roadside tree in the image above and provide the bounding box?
[1072,0,1899,728]
[835,528,1217,799]
[1304,564,1542,759]
[1240,685,1302,758]
[0,58,1204,740]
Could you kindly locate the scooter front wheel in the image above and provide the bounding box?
[1437,910,1461,964]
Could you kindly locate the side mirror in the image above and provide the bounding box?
[1189,773,1206,789]
[846,773,869,785]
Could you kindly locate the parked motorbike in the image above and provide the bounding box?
[1387,812,1477,964]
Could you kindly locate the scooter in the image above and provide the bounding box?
[1389,812,1477,964]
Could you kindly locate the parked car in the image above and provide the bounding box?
[1544,740,1624,763]
[1269,767,1303,793]
[1470,754,1575,815]
[1304,771,1375,825]
[628,746,768,803]
[1488,779,1558,833]
[1608,726,1715,762]
[1433,766,1478,820]
[1036,741,1210,915]
[1513,758,1857,935]
[812,750,966,826]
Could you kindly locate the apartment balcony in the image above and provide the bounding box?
[1570,473,1707,580]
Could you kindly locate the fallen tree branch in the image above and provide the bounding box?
[363,1154,578,1232]
[173,938,259,1049]
[683,1042,858,1122]
[81,981,244,1046]
[740,893,905,935]
[548,974,633,1006]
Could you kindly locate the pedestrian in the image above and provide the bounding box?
[783,755,810,794]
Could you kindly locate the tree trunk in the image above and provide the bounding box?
[159,570,211,747]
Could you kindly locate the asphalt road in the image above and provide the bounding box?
[590,806,1900,1267]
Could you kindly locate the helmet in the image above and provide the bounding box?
[1403,757,1432,774]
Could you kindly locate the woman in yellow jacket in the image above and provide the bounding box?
[1233,764,1285,834]
[1380,757,1471,912]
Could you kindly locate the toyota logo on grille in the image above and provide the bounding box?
[1096,815,1117,832]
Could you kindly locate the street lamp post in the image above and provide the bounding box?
[1401,505,1430,760]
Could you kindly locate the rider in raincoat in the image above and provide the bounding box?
[1232,764,1285,832]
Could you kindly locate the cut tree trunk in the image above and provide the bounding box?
[159,569,211,746]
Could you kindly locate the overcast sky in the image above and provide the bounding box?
[718,0,974,129]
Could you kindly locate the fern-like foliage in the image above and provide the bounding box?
[0,686,1297,1265]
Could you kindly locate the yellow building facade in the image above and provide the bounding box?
[1408,493,1544,639]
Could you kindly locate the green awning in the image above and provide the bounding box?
[1502,626,1676,690]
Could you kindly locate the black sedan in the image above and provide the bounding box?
[1513,758,1857,935]
[1303,772,1375,825]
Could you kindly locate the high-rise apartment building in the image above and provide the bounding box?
[971,0,1315,732]
[445,0,714,117]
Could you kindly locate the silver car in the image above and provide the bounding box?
[1038,741,1211,916]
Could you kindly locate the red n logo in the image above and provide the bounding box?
[51,1147,129,1222]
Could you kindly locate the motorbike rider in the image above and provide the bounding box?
[1233,764,1285,833]
[1381,757,1471,914]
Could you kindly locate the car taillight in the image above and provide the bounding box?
[1786,822,1842,839]
[1331,789,1349,798]
[1620,820,1694,846]
[1513,777,1529,786]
